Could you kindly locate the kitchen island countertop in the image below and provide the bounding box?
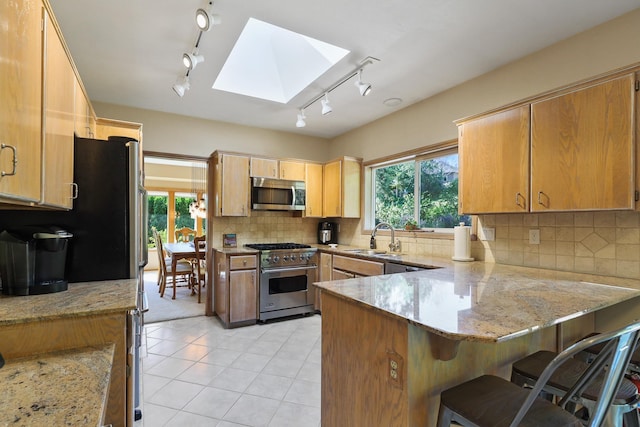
[314,261,640,343]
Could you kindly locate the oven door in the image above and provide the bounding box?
[260,265,316,316]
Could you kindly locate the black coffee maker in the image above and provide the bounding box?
[318,221,338,245]
[0,226,72,296]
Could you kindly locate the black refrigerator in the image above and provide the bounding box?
[0,135,148,421]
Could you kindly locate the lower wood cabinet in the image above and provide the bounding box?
[332,254,384,277]
[213,250,258,328]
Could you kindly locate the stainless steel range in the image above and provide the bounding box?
[244,243,317,321]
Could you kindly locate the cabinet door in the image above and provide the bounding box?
[42,9,75,209]
[229,269,257,323]
[342,158,361,218]
[0,0,42,203]
[332,269,354,280]
[458,105,530,214]
[250,157,278,178]
[531,75,634,211]
[280,160,305,181]
[305,163,323,217]
[323,160,342,217]
[74,77,91,138]
[221,154,250,216]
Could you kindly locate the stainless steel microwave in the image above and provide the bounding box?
[251,177,305,211]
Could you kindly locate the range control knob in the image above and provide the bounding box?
[273,255,280,263]
[283,255,290,262]
[265,256,272,264]
[290,254,297,261]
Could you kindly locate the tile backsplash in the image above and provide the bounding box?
[477,211,640,279]
[210,211,639,280]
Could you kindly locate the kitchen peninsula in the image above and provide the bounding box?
[314,262,640,426]
[0,279,138,427]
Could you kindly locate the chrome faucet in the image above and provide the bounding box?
[370,222,401,252]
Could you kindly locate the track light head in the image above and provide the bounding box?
[296,110,306,128]
[172,76,190,97]
[321,94,332,115]
[183,52,204,70]
[196,3,221,31]
[355,70,372,96]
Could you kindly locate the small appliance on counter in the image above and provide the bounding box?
[318,221,338,245]
[0,226,73,296]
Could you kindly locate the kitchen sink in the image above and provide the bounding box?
[343,249,387,255]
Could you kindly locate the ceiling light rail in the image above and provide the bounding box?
[172,1,221,97]
[295,56,379,127]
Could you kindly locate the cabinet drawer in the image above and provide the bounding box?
[229,255,257,270]
[333,255,384,277]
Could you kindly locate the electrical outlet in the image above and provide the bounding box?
[529,229,540,245]
[387,351,403,389]
[482,227,495,241]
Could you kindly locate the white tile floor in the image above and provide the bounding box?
[135,314,322,427]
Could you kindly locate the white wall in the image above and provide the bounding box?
[93,102,331,161]
[329,8,640,161]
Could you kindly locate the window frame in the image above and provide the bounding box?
[363,139,469,239]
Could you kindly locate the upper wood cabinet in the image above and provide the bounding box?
[74,77,95,138]
[211,153,250,216]
[531,74,635,211]
[305,163,323,217]
[457,71,638,214]
[0,0,43,204]
[42,8,75,209]
[95,118,142,143]
[458,105,530,214]
[250,157,278,178]
[323,157,362,218]
[279,160,305,181]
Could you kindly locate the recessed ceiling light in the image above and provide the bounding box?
[213,18,349,103]
[383,97,403,107]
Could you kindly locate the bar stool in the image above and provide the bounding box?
[437,321,640,427]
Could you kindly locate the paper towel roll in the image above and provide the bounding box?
[452,223,474,262]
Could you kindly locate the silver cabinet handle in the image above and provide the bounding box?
[0,144,17,177]
[71,182,78,199]
[515,192,525,208]
[537,191,548,207]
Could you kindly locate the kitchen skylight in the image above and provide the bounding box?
[212,18,349,103]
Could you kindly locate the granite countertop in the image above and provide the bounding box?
[0,278,138,326]
[314,261,640,343]
[0,344,114,426]
[213,247,259,255]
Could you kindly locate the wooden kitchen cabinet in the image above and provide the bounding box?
[42,8,75,209]
[74,76,96,138]
[211,152,250,216]
[323,156,362,218]
[457,71,637,214]
[458,105,530,214]
[305,162,323,217]
[314,252,333,311]
[531,74,635,211]
[213,250,258,328]
[95,117,142,143]
[280,160,306,181]
[333,254,384,277]
[250,157,278,178]
[0,0,43,205]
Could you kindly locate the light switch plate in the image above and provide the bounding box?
[482,227,495,241]
[529,229,540,245]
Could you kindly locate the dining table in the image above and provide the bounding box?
[163,241,206,299]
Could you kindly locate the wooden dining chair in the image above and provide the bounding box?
[191,235,206,303]
[175,227,196,243]
[437,320,640,427]
[153,229,192,298]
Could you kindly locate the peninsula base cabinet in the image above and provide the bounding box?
[321,292,594,426]
[214,250,258,328]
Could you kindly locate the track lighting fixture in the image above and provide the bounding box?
[183,52,204,70]
[196,2,221,32]
[172,75,190,97]
[355,69,372,96]
[296,110,306,128]
[321,93,332,115]
[294,57,379,128]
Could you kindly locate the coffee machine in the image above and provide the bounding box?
[318,221,338,245]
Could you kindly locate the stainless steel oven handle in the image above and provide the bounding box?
[261,264,318,273]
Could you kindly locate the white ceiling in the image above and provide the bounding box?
[49,0,640,139]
